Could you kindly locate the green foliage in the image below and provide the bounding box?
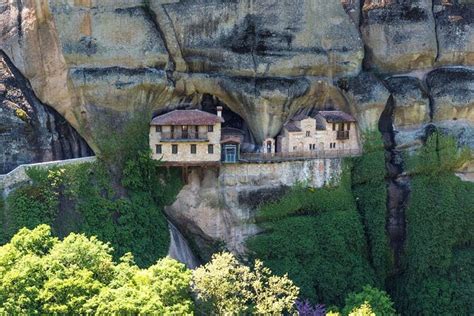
[5,180,58,240]
[342,285,396,316]
[348,301,376,316]
[2,160,179,267]
[257,167,356,222]
[247,165,375,306]
[0,225,194,314]
[406,132,471,176]
[86,257,194,314]
[351,131,392,285]
[2,111,183,267]
[192,252,299,315]
[392,134,474,315]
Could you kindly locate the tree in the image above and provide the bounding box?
[0,225,194,314]
[348,302,376,316]
[342,285,396,316]
[192,252,299,314]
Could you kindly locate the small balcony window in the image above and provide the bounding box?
[306,131,311,137]
[191,144,197,154]
[208,144,214,154]
[208,125,214,132]
[156,144,162,154]
[172,144,178,154]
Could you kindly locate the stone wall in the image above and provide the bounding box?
[0,156,96,196]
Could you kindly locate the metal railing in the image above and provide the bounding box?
[159,132,209,141]
[336,131,350,140]
[240,149,361,162]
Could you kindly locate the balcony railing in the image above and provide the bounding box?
[159,131,209,141]
[240,149,361,163]
[337,131,350,140]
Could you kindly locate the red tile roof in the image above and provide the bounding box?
[317,111,356,123]
[151,110,224,126]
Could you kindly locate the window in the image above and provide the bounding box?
[172,144,178,154]
[208,125,214,132]
[332,123,336,131]
[208,144,214,154]
[155,126,161,133]
[347,123,351,131]
[330,142,337,149]
[191,144,197,154]
[156,144,162,154]
[306,131,311,137]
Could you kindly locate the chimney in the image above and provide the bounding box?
[216,106,223,117]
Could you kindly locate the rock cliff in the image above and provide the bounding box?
[0,51,91,173]
[0,0,472,259]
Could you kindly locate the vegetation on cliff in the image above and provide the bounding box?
[0,113,182,267]
[392,134,473,315]
[248,132,472,314]
[247,166,376,306]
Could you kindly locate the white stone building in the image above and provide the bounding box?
[276,110,360,153]
[149,108,224,165]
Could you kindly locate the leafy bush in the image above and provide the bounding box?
[392,133,474,315]
[247,165,375,306]
[0,225,193,314]
[192,252,299,315]
[1,111,183,267]
[351,131,393,285]
[257,167,356,222]
[342,285,396,316]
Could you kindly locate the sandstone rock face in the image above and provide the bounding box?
[428,67,474,123]
[0,53,91,174]
[385,76,431,149]
[162,0,363,77]
[361,0,437,73]
[1,0,366,147]
[165,159,342,258]
[0,0,473,256]
[342,72,391,130]
[433,0,474,66]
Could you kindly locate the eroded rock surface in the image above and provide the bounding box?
[0,0,473,258]
[166,159,342,259]
[0,53,91,174]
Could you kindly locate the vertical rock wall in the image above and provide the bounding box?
[165,159,342,259]
[0,52,92,174]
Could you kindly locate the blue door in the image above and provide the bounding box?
[223,145,237,163]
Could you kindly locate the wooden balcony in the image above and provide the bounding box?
[159,132,209,142]
[337,131,350,140]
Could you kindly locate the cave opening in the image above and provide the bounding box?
[200,94,257,152]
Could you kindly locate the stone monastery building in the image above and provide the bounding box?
[276,111,359,153]
[149,107,360,164]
